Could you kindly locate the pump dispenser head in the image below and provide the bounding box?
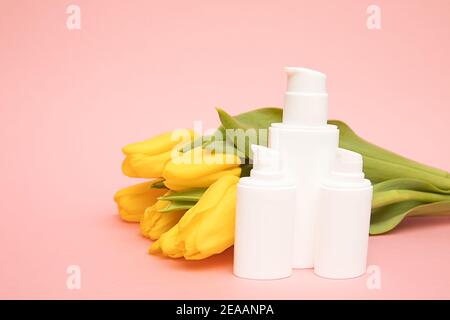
[283,67,329,127]
[251,144,280,173]
[249,145,285,182]
[328,148,366,184]
[335,148,363,173]
[285,67,327,94]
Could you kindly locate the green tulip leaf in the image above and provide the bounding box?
[370,201,450,235]
[157,201,196,213]
[329,120,449,178]
[372,190,450,209]
[203,138,245,157]
[179,136,204,153]
[329,120,450,189]
[150,179,166,189]
[372,178,450,208]
[362,155,450,189]
[373,178,450,194]
[158,189,206,202]
[408,201,450,217]
[216,107,282,158]
[217,107,282,130]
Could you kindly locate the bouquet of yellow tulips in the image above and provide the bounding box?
[115,107,450,260]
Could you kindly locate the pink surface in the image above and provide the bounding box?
[1,0,449,299]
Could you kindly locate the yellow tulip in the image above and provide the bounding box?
[150,224,184,258]
[150,175,239,260]
[114,181,167,222]
[162,148,241,191]
[140,192,186,240]
[122,129,194,178]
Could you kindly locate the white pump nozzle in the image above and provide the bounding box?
[282,67,328,127]
[251,144,281,173]
[329,148,365,183]
[334,148,363,174]
[285,67,327,94]
[248,144,287,183]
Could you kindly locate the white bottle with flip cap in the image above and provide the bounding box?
[269,67,339,269]
[233,145,296,280]
[314,148,373,279]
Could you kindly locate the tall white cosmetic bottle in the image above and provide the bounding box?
[269,67,339,269]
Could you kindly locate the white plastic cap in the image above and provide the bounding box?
[247,144,287,183]
[251,144,280,173]
[329,148,365,183]
[283,67,328,127]
[335,148,363,173]
[285,67,327,94]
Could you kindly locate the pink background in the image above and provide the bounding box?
[1,0,449,299]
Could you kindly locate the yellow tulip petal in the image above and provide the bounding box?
[150,225,184,258]
[149,176,239,260]
[118,209,141,223]
[122,151,172,178]
[163,149,241,181]
[148,240,161,254]
[158,176,238,259]
[140,198,186,240]
[113,180,158,200]
[122,130,194,155]
[177,175,239,229]
[163,167,241,191]
[114,181,167,222]
[183,184,237,260]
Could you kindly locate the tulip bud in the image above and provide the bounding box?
[150,175,239,259]
[114,181,167,222]
[122,129,194,178]
[162,148,241,191]
[140,192,186,240]
[150,225,184,258]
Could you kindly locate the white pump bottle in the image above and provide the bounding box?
[314,148,373,279]
[269,67,339,269]
[234,145,296,280]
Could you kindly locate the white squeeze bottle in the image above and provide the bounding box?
[269,67,339,269]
